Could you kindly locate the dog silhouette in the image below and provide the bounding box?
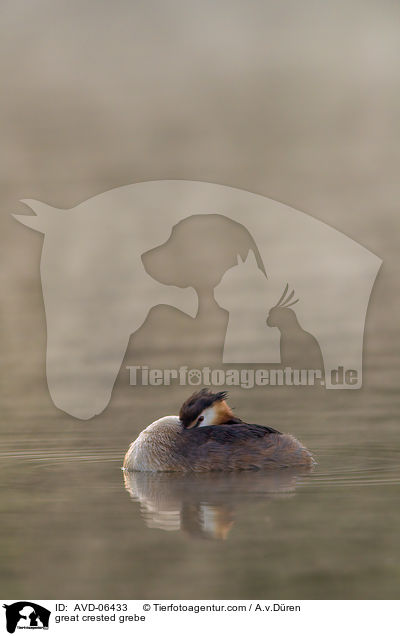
[130,214,266,367]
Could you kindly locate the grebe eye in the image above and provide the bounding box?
[197,416,204,425]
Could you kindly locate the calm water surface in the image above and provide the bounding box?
[1,378,399,600]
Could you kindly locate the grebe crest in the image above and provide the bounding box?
[179,388,234,429]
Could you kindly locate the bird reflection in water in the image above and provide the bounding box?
[123,469,311,540]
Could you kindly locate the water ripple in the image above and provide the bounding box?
[1,448,399,487]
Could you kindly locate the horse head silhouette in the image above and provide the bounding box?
[12,181,382,414]
[13,199,196,419]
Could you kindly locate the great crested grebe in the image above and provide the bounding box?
[123,389,314,472]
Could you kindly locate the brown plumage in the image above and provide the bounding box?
[175,423,313,470]
[123,390,315,472]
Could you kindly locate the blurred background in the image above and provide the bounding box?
[1,0,400,599]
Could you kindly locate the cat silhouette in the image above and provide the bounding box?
[215,250,281,363]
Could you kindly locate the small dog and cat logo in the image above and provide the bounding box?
[2,603,50,633]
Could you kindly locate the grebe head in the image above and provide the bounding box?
[179,389,234,429]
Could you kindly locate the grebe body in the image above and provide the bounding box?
[123,391,314,472]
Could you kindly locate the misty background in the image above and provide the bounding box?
[1,0,399,599]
